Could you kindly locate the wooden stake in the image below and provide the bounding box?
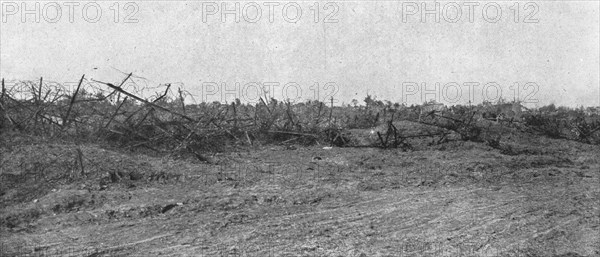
[63,74,85,127]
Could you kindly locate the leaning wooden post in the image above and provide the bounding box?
[63,74,85,127]
[232,101,238,132]
[1,78,5,104]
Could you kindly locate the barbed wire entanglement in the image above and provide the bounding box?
[1,74,599,161]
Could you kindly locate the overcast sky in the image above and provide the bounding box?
[1,1,599,107]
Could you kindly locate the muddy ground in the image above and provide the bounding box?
[1,128,599,256]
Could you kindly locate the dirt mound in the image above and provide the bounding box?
[0,135,193,232]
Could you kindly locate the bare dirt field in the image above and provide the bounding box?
[1,130,599,257]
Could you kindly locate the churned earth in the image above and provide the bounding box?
[1,130,598,256]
